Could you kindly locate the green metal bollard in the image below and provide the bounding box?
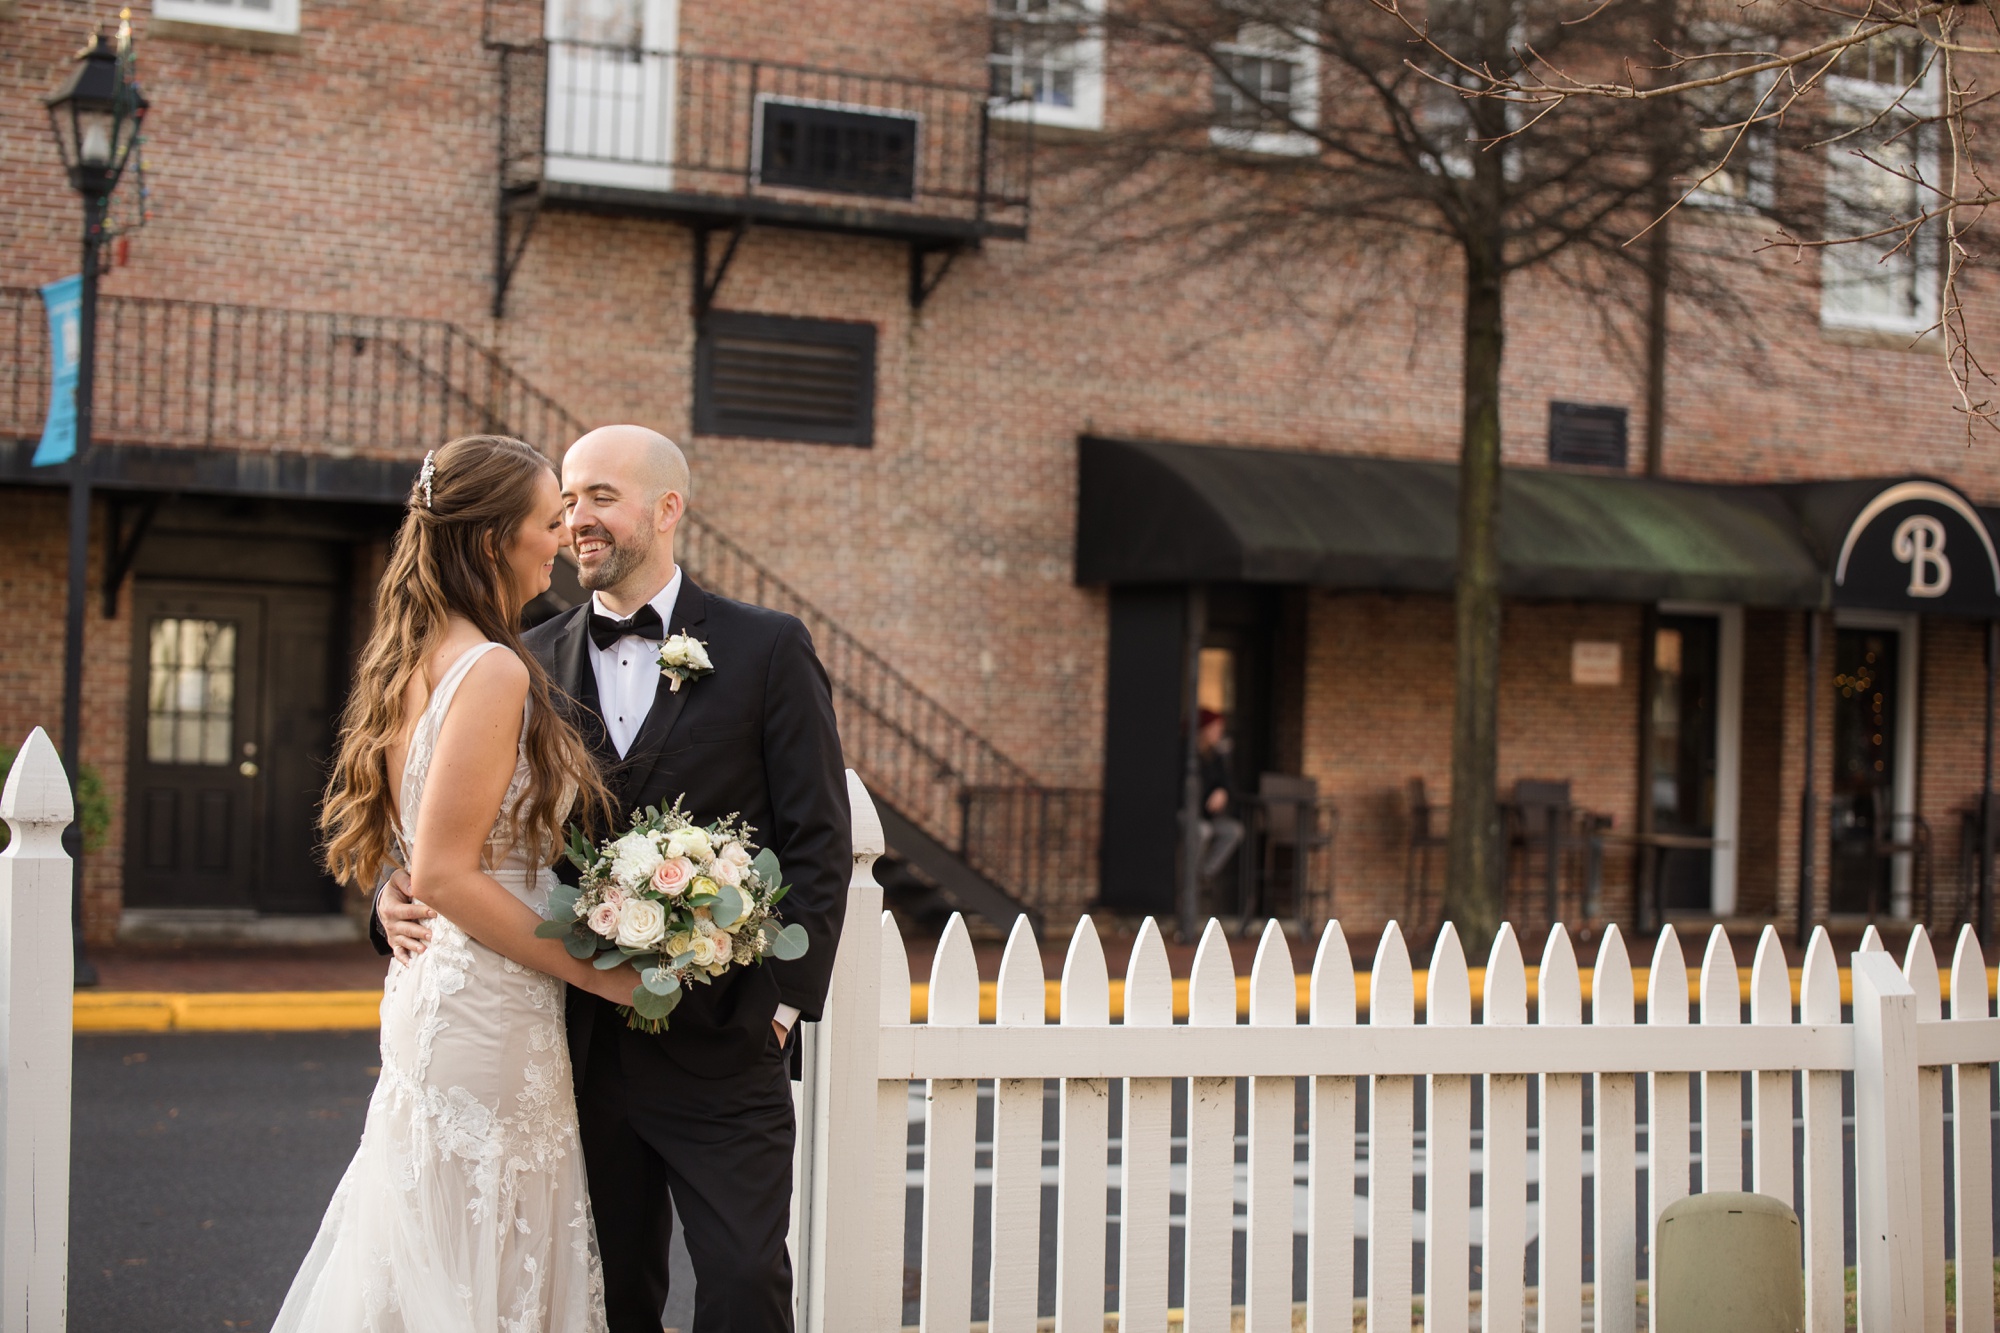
[1653,1191,1804,1333]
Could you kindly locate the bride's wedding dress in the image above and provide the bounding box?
[275,642,607,1333]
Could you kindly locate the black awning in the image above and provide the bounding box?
[1077,436,1830,606]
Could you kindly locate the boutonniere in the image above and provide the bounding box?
[657,633,715,693]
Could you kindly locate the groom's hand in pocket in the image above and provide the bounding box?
[379,869,436,963]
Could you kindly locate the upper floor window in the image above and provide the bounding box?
[153,0,300,35]
[1820,32,1940,334]
[1210,24,1318,156]
[989,0,1105,132]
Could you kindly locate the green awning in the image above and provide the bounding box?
[1077,436,1828,606]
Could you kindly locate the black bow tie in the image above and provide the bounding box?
[588,604,665,650]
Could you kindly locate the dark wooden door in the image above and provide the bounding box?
[126,583,344,915]
[126,587,266,910]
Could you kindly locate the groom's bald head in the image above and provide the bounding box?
[565,424,689,506]
[560,424,690,609]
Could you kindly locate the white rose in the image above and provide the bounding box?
[688,933,719,967]
[683,639,713,670]
[608,832,664,889]
[665,826,713,861]
[710,858,742,888]
[719,841,753,870]
[659,641,687,667]
[615,898,667,950]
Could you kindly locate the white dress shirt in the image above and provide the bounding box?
[587,567,683,760]
[584,569,797,1035]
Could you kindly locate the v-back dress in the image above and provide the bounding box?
[274,642,607,1333]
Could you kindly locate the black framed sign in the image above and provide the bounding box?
[1833,480,2000,616]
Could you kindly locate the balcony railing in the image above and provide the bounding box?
[499,42,1031,238]
[0,289,575,460]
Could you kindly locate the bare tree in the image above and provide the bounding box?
[1020,0,1822,948]
[1389,0,2000,426]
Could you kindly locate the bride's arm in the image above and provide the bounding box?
[408,648,638,1005]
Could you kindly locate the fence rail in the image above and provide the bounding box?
[796,841,2000,1332]
[501,41,1031,233]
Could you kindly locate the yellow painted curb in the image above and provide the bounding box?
[75,990,382,1033]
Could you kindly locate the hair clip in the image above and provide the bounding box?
[418,450,436,510]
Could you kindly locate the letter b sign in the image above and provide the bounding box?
[1893,514,1952,598]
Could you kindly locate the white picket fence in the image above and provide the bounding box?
[800,775,2000,1333]
[0,730,75,1333]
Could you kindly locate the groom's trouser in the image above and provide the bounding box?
[579,1004,797,1333]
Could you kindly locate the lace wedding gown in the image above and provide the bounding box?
[274,642,607,1333]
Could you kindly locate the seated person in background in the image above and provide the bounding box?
[1197,708,1243,889]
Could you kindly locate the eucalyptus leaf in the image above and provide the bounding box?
[751,847,781,885]
[592,950,630,970]
[548,884,580,919]
[687,892,719,908]
[668,950,695,971]
[533,918,574,940]
[641,966,681,997]
[769,922,810,961]
[712,882,744,928]
[630,984,680,1021]
[563,933,598,960]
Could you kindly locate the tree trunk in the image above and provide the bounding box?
[1443,252,1507,955]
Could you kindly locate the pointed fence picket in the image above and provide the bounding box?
[800,780,2000,1333]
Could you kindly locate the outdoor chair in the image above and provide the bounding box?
[1240,772,1334,935]
[1504,778,1577,930]
[1403,777,1448,933]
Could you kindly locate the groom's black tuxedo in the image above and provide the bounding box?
[527,577,849,1080]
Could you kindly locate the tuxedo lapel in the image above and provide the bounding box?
[621,576,710,803]
[549,606,612,761]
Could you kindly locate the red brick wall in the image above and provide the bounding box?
[4,0,1998,934]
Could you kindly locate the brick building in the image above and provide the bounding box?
[1,0,1994,948]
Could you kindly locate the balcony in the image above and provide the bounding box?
[494,42,1033,310]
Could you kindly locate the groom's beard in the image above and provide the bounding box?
[574,524,654,594]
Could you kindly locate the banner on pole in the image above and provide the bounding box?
[34,274,82,468]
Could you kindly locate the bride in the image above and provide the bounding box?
[276,434,630,1332]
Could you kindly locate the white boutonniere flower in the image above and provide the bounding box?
[656,633,715,693]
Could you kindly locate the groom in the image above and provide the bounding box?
[375,424,850,1332]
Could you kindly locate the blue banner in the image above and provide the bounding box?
[34,274,82,468]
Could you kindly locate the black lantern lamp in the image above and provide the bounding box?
[43,21,145,989]
[45,30,147,199]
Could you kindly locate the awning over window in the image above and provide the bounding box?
[1076,436,2000,614]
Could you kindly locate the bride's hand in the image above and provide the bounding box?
[583,962,643,1006]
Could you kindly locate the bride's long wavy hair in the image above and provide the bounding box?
[320,434,610,888]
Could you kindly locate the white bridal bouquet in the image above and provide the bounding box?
[536,799,809,1032]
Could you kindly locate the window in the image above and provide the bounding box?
[1210,24,1318,156]
[153,0,299,35]
[989,0,1105,132]
[1547,402,1629,469]
[147,619,237,765]
[758,101,918,199]
[694,312,876,446]
[1821,32,1941,333]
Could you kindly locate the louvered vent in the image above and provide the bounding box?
[694,312,876,447]
[1547,401,1629,469]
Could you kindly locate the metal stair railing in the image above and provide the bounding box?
[1,287,1090,917]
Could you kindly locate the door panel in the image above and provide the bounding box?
[1831,626,1900,914]
[1652,614,1720,911]
[126,589,264,910]
[259,589,341,914]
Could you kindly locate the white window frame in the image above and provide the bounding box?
[153,0,300,36]
[1819,41,1943,335]
[543,0,680,192]
[1208,24,1319,157]
[1658,601,1744,917]
[1832,609,1921,918]
[987,0,1106,133]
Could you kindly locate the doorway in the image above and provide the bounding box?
[125,582,343,915]
[1830,616,1919,916]
[543,0,679,192]
[1649,603,1743,915]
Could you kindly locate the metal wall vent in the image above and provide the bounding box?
[1548,401,1630,469]
[694,311,876,447]
[758,100,918,200]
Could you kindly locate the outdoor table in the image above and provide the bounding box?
[1600,830,1727,933]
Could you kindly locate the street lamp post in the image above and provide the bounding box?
[44,28,147,986]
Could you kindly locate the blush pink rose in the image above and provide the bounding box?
[586,902,621,938]
[602,885,630,910]
[652,857,695,897]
